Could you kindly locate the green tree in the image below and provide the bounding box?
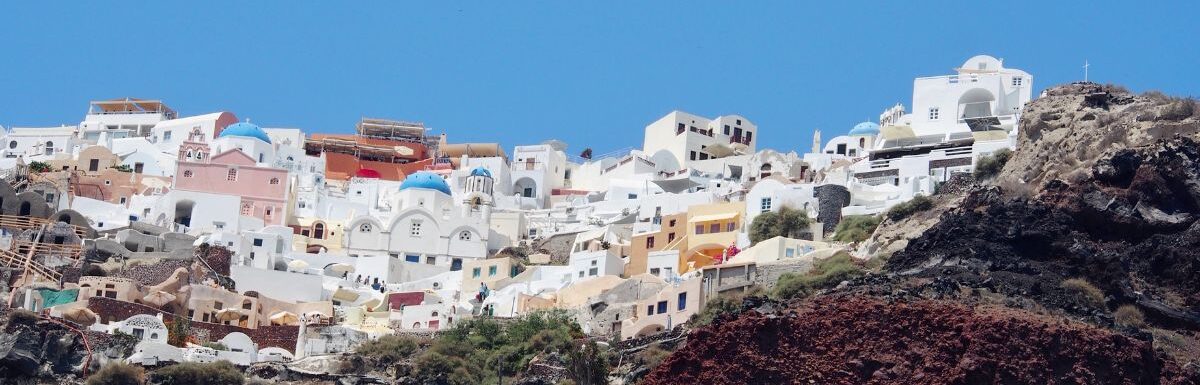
[749,205,811,244]
[565,340,609,385]
[166,315,190,347]
[831,215,881,243]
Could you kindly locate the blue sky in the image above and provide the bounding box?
[1,2,1197,156]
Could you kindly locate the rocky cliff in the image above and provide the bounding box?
[644,84,1200,384]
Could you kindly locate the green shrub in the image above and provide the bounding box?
[29,161,52,173]
[149,361,242,385]
[86,362,144,385]
[772,252,864,299]
[1061,278,1105,308]
[1114,305,1146,328]
[356,334,420,362]
[201,342,227,351]
[689,286,763,327]
[830,215,881,243]
[885,195,934,222]
[749,206,811,244]
[636,344,672,370]
[974,148,1012,179]
[565,341,609,385]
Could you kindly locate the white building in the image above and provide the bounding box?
[79,98,177,144]
[508,143,568,209]
[642,111,757,171]
[344,170,493,282]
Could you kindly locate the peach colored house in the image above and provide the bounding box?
[173,138,289,226]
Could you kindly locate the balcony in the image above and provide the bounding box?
[729,135,751,145]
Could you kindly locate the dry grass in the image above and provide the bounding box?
[1061,278,1105,308]
[1114,305,1146,328]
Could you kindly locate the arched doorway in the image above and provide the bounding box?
[19,202,31,216]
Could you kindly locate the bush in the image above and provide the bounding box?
[1061,278,1105,308]
[86,362,145,385]
[749,206,811,244]
[690,286,763,327]
[636,344,672,370]
[6,309,39,327]
[773,252,864,300]
[565,341,609,385]
[1159,97,1197,121]
[149,361,243,385]
[974,148,1012,179]
[830,215,881,243]
[1114,305,1146,328]
[201,342,227,351]
[29,161,52,173]
[356,334,420,363]
[81,264,107,277]
[885,195,934,222]
[413,352,470,384]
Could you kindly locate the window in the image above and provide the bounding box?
[656,301,668,314]
[695,224,704,234]
[426,256,436,265]
[359,223,372,232]
[7,141,14,149]
[488,266,497,276]
[785,248,795,257]
[726,222,735,232]
[459,231,472,241]
[723,125,730,135]
[929,107,940,120]
[736,119,742,125]
[227,168,238,181]
[589,267,598,276]
[678,292,687,310]
[746,131,753,142]
[214,301,223,309]
[134,163,144,173]
[163,131,172,141]
[650,268,660,276]
[647,305,654,315]
[88,159,100,172]
[646,236,655,248]
[760,197,772,213]
[410,221,422,237]
[104,180,111,185]
[242,300,253,310]
[689,151,697,161]
[699,153,709,160]
[676,123,685,134]
[405,255,420,263]
[451,258,462,271]
[627,193,637,199]
[668,232,676,243]
[669,219,676,227]
[269,177,279,185]
[253,238,263,247]
[186,149,194,159]
[183,170,193,178]
[472,267,481,278]
[1012,77,1023,86]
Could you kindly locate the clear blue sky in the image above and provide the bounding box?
[1,2,1197,156]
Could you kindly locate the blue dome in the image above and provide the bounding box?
[219,122,272,143]
[399,171,451,195]
[469,167,492,178]
[849,121,880,136]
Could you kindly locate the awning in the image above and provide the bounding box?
[971,131,1009,142]
[880,125,916,141]
[333,287,360,302]
[651,178,701,194]
[689,212,738,223]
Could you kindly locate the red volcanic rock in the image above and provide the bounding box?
[642,296,1195,385]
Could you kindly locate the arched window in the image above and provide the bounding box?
[859,138,866,148]
[44,141,54,155]
[186,149,194,159]
[242,299,253,310]
[269,178,279,185]
[8,141,15,149]
[227,168,237,181]
[183,170,193,178]
[313,223,325,239]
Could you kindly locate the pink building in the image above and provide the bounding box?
[174,136,289,226]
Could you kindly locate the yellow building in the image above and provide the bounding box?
[679,201,744,273]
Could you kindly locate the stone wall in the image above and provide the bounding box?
[86,296,299,351]
[814,184,850,235]
[753,259,816,290]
